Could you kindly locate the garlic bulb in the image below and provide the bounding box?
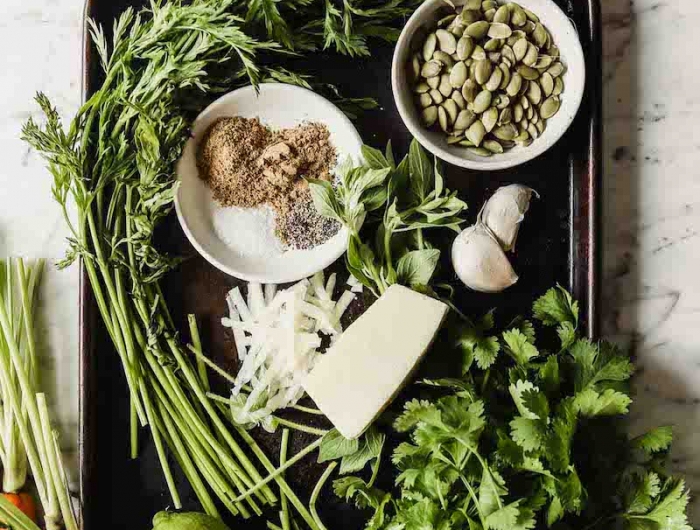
[451,223,519,293]
[479,184,538,252]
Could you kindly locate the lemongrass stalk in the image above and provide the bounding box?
[280,429,291,530]
[188,316,209,392]
[310,462,337,530]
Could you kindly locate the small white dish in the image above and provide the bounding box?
[175,83,362,284]
[392,0,586,171]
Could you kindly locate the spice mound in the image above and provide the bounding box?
[197,116,340,250]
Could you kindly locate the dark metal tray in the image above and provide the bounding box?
[79,0,602,528]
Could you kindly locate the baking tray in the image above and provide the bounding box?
[78,0,602,528]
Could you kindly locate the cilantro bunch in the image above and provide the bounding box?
[336,287,691,530]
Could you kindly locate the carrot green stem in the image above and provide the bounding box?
[310,462,337,530]
[188,316,210,392]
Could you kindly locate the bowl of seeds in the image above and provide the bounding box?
[392,0,585,170]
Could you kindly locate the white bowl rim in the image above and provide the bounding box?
[391,0,586,171]
[174,83,358,284]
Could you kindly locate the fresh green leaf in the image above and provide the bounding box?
[632,427,674,455]
[319,429,360,463]
[533,286,579,327]
[396,249,440,287]
[394,400,442,432]
[479,468,507,517]
[340,428,386,475]
[503,329,539,365]
[408,139,433,201]
[573,388,632,417]
[308,178,342,222]
[362,144,391,169]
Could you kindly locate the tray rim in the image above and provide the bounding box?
[77,0,603,526]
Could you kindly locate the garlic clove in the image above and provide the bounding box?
[478,184,538,252]
[451,223,519,293]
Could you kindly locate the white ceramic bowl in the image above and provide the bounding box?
[392,0,585,170]
[175,84,362,284]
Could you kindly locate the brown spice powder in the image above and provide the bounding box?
[196,116,339,249]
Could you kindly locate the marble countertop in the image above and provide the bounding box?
[1,0,698,524]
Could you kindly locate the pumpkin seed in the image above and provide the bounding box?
[523,21,536,34]
[419,93,433,108]
[500,140,516,149]
[540,96,561,119]
[493,123,518,141]
[434,50,456,67]
[489,22,512,39]
[466,120,487,146]
[531,109,539,124]
[460,9,482,24]
[487,52,502,63]
[439,74,453,97]
[517,65,540,80]
[499,107,513,125]
[423,33,437,62]
[533,55,553,70]
[447,135,464,145]
[527,81,542,105]
[475,59,493,85]
[452,90,467,109]
[549,45,561,59]
[457,36,475,60]
[501,44,516,64]
[484,38,502,52]
[438,14,457,27]
[502,56,513,68]
[522,6,539,22]
[522,43,539,66]
[514,103,524,122]
[482,107,498,132]
[473,90,493,114]
[449,24,466,37]
[547,62,565,77]
[422,106,438,127]
[471,45,486,60]
[511,29,527,40]
[468,147,492,157]
[519,120,529,133]
[484,8,496,22]
[410,55,421,81]
[520,94,530,110]
[499,63,511,89]
[427,75,440,89]
[553,76,564,96]
[513,38,528,62]
[482,0,498,10]
[462,79,478,102]
[465,21,490,39]
[442,99,459,123]
[485,67,503,91]
[494,5,511,24]
[430,89,444,104]
[515,129,530,142]
[506,72,523,96]
[484,139,504,153]
[517,138,533,147]
[438,106,450,132]
[494,94,510,109]
[449,61,468,88]
[421,60,442,78]
[540,72,554,96]
[459,139,476,147]
[465,0,481,10]
[511,4,527,26]
[527,123,539,139]
[533,23,547,47]
[455,109,477,130]
[526,105,534,120]
[436,29,458,54]
[536,120,546,135]
[415,81,430,94]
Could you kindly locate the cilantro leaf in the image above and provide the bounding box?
[502,329,539,365]
[533,285,579,327]
[573,388,632,417]
[456,313,501,371]
[623,478,692,530]
[509,380,545,420]
[485,500,535,530]
[632,426,674,455]
[557,321,577,350]
[319,429,360,463]
[341,428,386,475]
[510,417,546,452]
[479,468,507,517]
[544,402,577,473]
[538,356,560,394]
[394,400,442,432]
[625,471,661,515]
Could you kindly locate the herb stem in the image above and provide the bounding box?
[280,429,291,530]
[274,418,329,436]
[310,462,336,530]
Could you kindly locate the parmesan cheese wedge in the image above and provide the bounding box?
[303,284,449,439]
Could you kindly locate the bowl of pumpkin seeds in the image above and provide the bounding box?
[392,0,585,170]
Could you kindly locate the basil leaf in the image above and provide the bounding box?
[361,144,390,169]
[408,139,433,202]
[308,178,342,222]
[396,249,440,287]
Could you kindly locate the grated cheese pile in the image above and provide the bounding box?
[221,270,362,430]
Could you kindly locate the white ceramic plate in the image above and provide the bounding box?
[175,84,362,283]
[392,0,585,170]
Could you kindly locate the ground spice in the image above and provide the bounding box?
[197,116,340,250]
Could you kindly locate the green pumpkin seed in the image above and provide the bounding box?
[462,79,478,102]
[422,106,438,127]
[484,8,496,22]
[473,90,493,114]
[471,45,486,60]
[510,4,527,27]
[499,107,513,125]
[442,99,459,123]
[439,74,453,97]
[499,63,511,89]
[506,72,523,96]
[468,147,492,157]
[494,5,511,24]
[540,72,554,97]
[547,62,565,77]
[488,22,512,39]
[553,76,564,96]
[438,14,457,27]
[482,107,498,132]
[493,123,518,141]
[485,67,503,91]
[548,45,561,59]
[438,106,450,132]
[527,81,542,105]
[515,129,530,142]
[532,23,547,47]
[488,52,501,63]
[527,123,539,139]
[475,59,493,85]
[526,105,534,120]
[520,119,529,131]
[511,29,527,40]
[459,139,476,147]
[457,36,475,60]
[451,90,467,109]
[465,21,490,39]
[501,44,516,64]
[423,33,437,62]
[447,135,464,145]
[531,109,539,124]
[517,138,533,147]
[533,55,553,70]
[484,139,504,153]
[449,61,468,88]
[419,93,433,108]
[522,43,539,66]
[522,6,540,22]
[523,21,536,34]
[514,103,524,122]
[433,50,455,67]
[494,94,510,109]
[484,38,502,52]
[430,88,444,104]
[513,38,528,62]
[410,54,422,81]
[455,109,477,130]
[415,81,430,94]
[460,9,482,24]
[501,56,513,68]
[536,120,546,135]
[500,140,516,149]
[421,60,442,78]
[427,75,440,89]
[466,120,487,146]
[482,0,498,10]
[540,95,561,119]
[520,94,530,110]
[436,29,458,54]
[465,0,482,10]
[449,23,466,37]
[517,64,540,80]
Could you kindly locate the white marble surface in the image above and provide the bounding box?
[1,0,700,523]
